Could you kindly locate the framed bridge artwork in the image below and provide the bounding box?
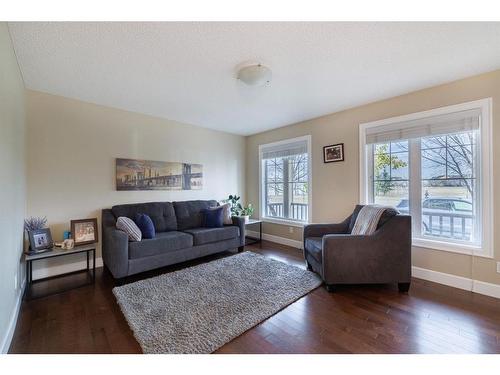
[115,158,203,191]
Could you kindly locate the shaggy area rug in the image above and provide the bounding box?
[113,251,321,353]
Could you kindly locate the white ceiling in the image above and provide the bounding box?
[8,22,500,136]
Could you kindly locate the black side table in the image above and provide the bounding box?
[24,243,96,299]
[245,219,263,245]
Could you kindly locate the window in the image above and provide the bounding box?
[360,99,493,257]
[259,136,312,224]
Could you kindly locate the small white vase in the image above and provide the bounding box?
[241,215,250,224]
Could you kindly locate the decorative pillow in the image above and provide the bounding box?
[219,202,233,225]
[135,213,156,239]
[201,206,224,228]
[116,216,142,241]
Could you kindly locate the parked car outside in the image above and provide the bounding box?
[396,197,473,240]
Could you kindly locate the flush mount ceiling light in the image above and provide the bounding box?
[236,64,272,87]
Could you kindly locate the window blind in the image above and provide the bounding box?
[261,139,308,160]
[365,108,481,144]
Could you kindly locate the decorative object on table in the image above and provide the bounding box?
[218,202,232,225]
[201,206,224,228]
[27,228,53,253]
[24,216,48,232]
[70,218,98,245]
[134,213,156,239]
[223,194,243,216]
[61,239,75,250]
[24,216,50,253]
[323,143,344,163]
[115,158,203,191]
[239,204,254,224]
[116,216,142,242]
[63,230,71,240]
[223,195,254,222]
[113,251,321,353]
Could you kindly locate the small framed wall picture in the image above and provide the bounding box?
[323,143,345,163]
[71,218,98,246]
[28,228,54,253]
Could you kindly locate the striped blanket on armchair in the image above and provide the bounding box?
[351,205,394,235]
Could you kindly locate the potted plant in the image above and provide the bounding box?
[225,195,243,217]
[239,204,254,224]
[224,195,254,223]
[24,216,48,253]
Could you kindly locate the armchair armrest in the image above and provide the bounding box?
[303,216,350,238]
[231,216,246,247]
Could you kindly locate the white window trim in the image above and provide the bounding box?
[258,135,312,226]
[359,99,494,258]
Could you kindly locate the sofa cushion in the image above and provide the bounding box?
[173,200,218,230]
[128,231,193,259]
[116,216,142,242]
[304,237,323,263]
[112,202,177,232]
[183,226,240,246]
[135,213,156,239]
[348,205,399,233]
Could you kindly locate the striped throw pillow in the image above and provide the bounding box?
[116,216,142,241]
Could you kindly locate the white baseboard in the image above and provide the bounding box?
[412,266,500,299]
[245,230,500,300]
[1,279,26,354]
[472,280,500,299]
[32,257,103,281]
[247,230,303,250]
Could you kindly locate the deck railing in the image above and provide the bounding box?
[399,208,473,241]
[266,203,308,222]
[422,210,473,241]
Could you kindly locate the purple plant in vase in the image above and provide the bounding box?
[24,216,47,232]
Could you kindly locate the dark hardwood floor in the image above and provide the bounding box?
[9,241,500,354]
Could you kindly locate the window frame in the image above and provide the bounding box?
[359,99,493,258]
[258,135,312,226]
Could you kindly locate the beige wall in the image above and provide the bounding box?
[246,69,500,285]
[26,90,245,274]
[0,23,26,352]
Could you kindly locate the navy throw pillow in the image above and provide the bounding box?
[201,206,224,228]
[135,213,156,239]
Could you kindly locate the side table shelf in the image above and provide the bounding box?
[245,219,262,246]
[24,244,97,300]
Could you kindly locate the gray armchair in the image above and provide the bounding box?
[303,205,412,293]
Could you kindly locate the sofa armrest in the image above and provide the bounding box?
[102,227,129,278]
[321,215,411,284]
[102,209,129,278]
[231,216,246,247]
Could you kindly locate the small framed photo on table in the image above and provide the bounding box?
[323,143,344,163]
[28,228,53,253]
[71,218,98,246]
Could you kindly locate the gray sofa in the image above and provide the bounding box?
[102,200,245,279]
[303,205,412,292]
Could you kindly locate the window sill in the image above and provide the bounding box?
[412,237,492,258]
[260,217,308,227]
